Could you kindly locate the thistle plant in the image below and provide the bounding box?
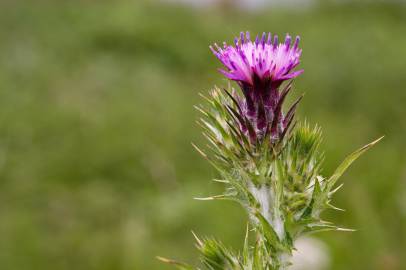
[158,32,382,270]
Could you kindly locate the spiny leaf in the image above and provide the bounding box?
[326,202,345,212]
[254,211,285,251]
[242,224,250,265]
[198,238,239,270]
[329,183,344,196]
[304,223,356,234]
[327,136,383,189]
[300,177,322,219]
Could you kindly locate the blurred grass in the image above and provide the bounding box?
[0,0,405,269]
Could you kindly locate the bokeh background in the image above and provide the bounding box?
[0,0,405,269]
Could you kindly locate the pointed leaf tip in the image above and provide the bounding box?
[191,143,207,158]
[156,256,194,270]
[191,231,203,247]
[328,136,383,188]
[337,227,356,232]
[194,194,227,201]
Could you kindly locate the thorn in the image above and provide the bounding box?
[367,135,385,147]
[156,256,192,268]
[330,183,344,194]
[337,227,356,232]
[327,203,345,212]
[191,143,207,158]
[198,92,213,103]
[212,179,229,183]
[194,194,226,200]
[191,231,203,247]
[194,105,207,115]
[156,256,172,263]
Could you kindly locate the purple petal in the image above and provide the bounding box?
[261,32,266,47]
[273,35,279,47]
[267,33,272,45]
[280,69,304,80]
[284,34,292,50]
[293,36,300,50]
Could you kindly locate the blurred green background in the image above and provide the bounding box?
[0,0,405,269]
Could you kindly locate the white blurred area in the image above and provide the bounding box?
[290,237,330,270]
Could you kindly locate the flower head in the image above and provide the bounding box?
[210,32,303,87]
[210,32,304,142]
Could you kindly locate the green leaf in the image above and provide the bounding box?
[254,211,285,251]
[304,222,356,234]
[327,136,383,189]
[300,178,322,219]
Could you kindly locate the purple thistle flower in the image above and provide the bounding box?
[210,32,303,143]
[210,32,302,87]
